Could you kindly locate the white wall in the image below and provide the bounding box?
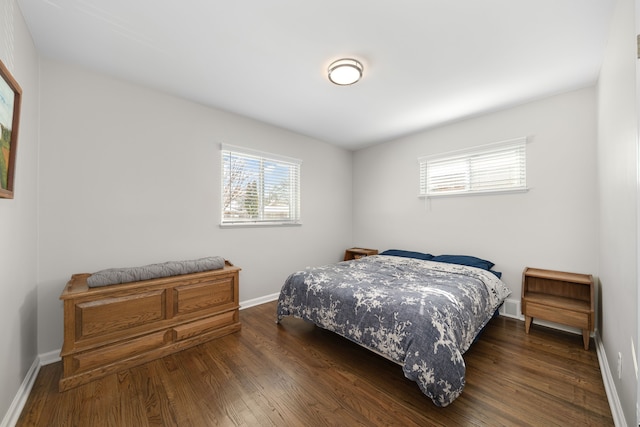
[353,87,598,302]
[36,59,353,354]
[597,0,638,423]
[0,0,39,419]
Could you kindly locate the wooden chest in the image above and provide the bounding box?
[59,261,241,391]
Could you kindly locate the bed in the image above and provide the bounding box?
[276,250,511,407]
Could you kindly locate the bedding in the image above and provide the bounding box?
[276,254,511,406]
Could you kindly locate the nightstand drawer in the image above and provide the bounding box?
[525,301,589,329]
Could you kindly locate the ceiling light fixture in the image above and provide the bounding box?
[328,58,363,86]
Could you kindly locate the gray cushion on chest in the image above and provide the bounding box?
[86,256,226,287]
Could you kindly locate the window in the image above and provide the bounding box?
[419,137,527,197]
[221,144,301,226]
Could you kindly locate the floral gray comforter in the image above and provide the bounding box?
[276,255,511,407]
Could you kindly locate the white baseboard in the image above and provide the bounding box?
[239,292,279,310]
[1,355,42,427]
[595,333,628,427]
[38,349,61,366]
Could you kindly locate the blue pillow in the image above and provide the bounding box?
[431,254,495,271]
[379,249,433,261]
[489,270,502,278]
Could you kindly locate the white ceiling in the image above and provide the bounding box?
[17,0,615,150]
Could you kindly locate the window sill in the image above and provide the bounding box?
[419,187,530,199]
[219,222,302,228]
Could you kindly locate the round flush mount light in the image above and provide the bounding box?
[328,58,363,85]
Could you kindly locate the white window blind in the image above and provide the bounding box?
[419,137,527,198]
[221,144,301,225]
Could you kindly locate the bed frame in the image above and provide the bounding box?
[58,261,240,391]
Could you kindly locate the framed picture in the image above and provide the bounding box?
[0,59,22,199]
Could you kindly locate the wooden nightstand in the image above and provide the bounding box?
[521,267,594,350]
[344,247,378,261]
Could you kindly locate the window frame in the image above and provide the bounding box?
[220,144,302,227]
[418,137,528,198]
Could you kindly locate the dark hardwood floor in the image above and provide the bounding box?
[17,301,613,426]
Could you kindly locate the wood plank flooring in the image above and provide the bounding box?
[17,301,613,426]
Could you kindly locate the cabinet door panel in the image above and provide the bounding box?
[173,277,236,315]
[76,290,166,340]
